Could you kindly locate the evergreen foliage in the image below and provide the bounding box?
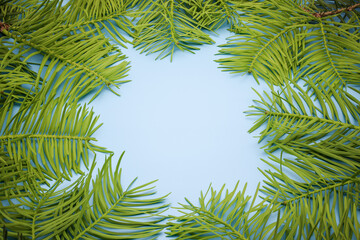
[216,0,360,89]
[181,0,241,30]
[0,0,359,239]
[132,0,214,61]
[1,154,168,239]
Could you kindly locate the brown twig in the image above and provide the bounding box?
[302,3,360,18]
[0,21,10,32]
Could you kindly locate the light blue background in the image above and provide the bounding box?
[80,27,270,219]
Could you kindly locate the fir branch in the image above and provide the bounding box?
[217,0,360,90]
[181,0,240,30]
[0,133,95,141]
[0,45,39,106]
[248,79,360,152]
[0,98,108,180]
[280,178,359,206]
[60,12,134,47]
[2,29,113,87]
[1,24,130,101]
[264,111,360,131]
[167,183,282,240]
[133,0,214,60]
[66,154,169,240]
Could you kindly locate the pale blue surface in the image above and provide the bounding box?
[80,28,270,220]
